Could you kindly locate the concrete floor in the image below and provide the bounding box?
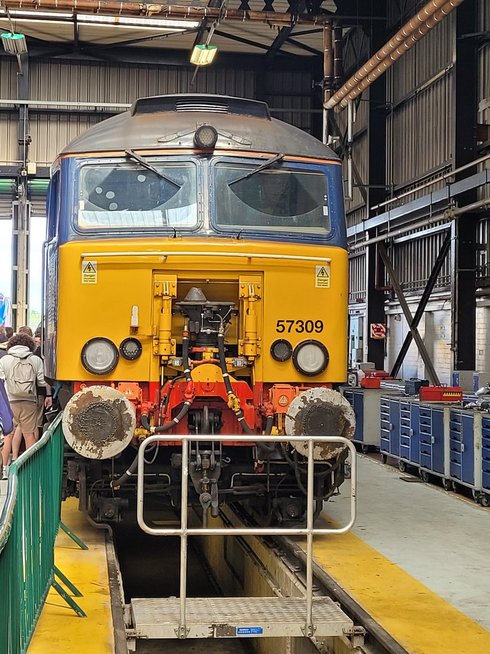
[323,455,490,630]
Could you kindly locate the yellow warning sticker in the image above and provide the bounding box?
[82,260,97,284]
[315,264,330,288]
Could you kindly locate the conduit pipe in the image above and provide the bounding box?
[322,21,333,144]
[325,0,464,110]
[349,197,490,251]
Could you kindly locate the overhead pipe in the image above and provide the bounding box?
[326,0,464,110]
[1,0,331,26]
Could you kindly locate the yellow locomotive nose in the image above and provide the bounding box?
[62,385,136,459]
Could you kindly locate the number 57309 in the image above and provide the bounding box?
[275,320,324,334]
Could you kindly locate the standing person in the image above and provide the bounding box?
[0,332,52,478]
[0,326,7,359]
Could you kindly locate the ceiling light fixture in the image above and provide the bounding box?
[1,31,27,55]
[77,14,200,30]
[190,43,218,66]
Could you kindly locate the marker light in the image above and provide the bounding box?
[270,339,293,362]
[120,338,143,361]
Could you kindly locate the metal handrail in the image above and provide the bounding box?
[137,434,356,638]
[0,413,64,654]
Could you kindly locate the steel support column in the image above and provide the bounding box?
[365,3,387,368]
[452,1,478,371]
[390,230,451,378]
[378,243,440,386]
[11,54,30,330]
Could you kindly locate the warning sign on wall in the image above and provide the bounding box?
[315,264,330,288]
[82,260,98,284]
[370,323,386,339]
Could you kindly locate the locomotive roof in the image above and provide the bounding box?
[61,94,340,161]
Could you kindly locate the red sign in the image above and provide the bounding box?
[370,323,386,339]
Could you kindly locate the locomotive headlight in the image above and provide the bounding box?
[293,340,329,376]
[81,338,119,375]
[194,124,218,150]
[271,339,293,362]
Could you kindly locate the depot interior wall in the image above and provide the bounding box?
[385,299,453,384]
[0,58,317,166]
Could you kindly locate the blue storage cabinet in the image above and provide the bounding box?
[342,389,363,444]
[418,404,446,479]
[448,409,482,495]
[481,417,490,506]
[342,388,385,450]
[380,397,400,460]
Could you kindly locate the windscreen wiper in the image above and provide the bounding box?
[228,153,285,186]
[124,149,180,188]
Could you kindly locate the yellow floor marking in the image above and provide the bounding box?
[296,530,490,654]
[28,499,114,653]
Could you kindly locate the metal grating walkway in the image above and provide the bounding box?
[131,596,353,639]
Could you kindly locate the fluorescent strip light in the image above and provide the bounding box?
[9,10,74,19]
[77,14,200,29]
[190,44,218,66]
[77,23,185,33]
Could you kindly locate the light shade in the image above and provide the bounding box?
[190,44,218,66]
[1,32,27,55]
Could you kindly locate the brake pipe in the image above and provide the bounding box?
[112,325,195,489]
[217,328,254,435]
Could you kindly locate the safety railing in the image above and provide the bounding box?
[0,413,64,654]
[137,434,357,638]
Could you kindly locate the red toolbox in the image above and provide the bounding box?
[419,386,463,402]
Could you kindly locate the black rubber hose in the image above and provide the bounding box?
[257,416,276,458]
[140,415,150,431]
[217,331,254,435]
[112,331,194,488]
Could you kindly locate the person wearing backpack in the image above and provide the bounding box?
[0,332,52,478]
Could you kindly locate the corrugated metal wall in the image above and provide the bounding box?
[348,250,366,303]
[0,60,316,165]
[385,15,454,196]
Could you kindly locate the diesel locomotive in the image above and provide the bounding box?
[44,94,354,524]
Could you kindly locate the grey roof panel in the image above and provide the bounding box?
[61,94,339,161]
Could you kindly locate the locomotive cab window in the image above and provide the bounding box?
[77,161,198,230]
[213,161,330,235]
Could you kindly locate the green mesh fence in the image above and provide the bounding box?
[0,413,64,654]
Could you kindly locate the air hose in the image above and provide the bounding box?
[217,330,254,435]
[112,328,194,489]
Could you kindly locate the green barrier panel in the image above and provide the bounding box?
[0,413,64,654]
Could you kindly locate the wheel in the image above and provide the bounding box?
[451,481,458,493]
[442,478,452,491]
[480,494,490,508]
[419,469,429,483]
[361,444,369,454]
[381,453,388,464]
[471,489,480,503]
[398,460,407,473]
